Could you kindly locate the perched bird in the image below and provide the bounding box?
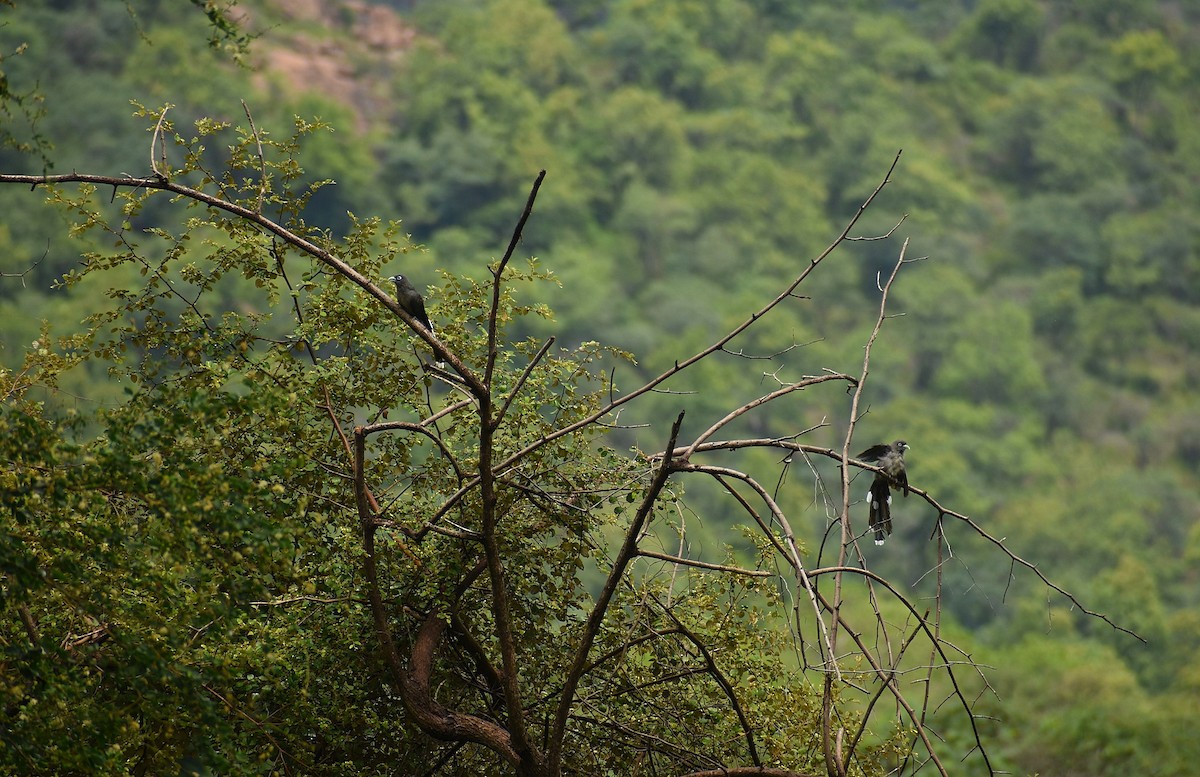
[389,274,435,336]
[389,274,443,367]
[857,440,909,545]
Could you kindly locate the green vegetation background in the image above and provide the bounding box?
[2,0,1198,773]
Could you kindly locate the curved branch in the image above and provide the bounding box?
[150,106,171,177]
[679,372,855,460]
[239,100,268,214]
[637,548,773,577]
[657,602,763,768]
[448,606,507,717]
[362,418,466,481]
[402,612,523,765]
[684,463,838,680]
[681,769,819,777]
[0,171,478,394]
[807,565,991,776]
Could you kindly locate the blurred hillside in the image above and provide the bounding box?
[2,0,1199,773]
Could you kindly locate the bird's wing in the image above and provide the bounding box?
[857,443,891,461]
[413,298,432,330]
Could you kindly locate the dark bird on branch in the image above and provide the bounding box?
[389,274,443,367]
[389,274,435,336]
[857,440,909,545]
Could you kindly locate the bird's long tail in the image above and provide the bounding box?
[868,476,893,545]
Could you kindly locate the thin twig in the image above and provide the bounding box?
[656,599,763,767]
[485,170,545,392]
[636,548,773,577]
[0,248,45,287]
[240,99,267,213]
[150,106,171,177]
[494,336,555,427]
[679,372,855,460]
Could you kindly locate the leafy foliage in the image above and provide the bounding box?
[2,104,865,775]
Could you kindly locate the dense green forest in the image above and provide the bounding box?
[2,0,1199,774]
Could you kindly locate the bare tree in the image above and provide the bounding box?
[0,110,1141,777]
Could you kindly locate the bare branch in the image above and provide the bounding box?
[688,464,839,682]
[679,371,855,460]
[835,237,909,561]
[485,170,546,391]
[659,426,1144,643]
[485,151,904,483]
[240,99,267,213]
[824,237,908,776]
[494,336,555,428]
[808,566,994,775]
[846,616,927,761]
[0,247,45,287]
[846,213,907,241]
[401,612,524,765]
[547,412,686,775]
[150,105,171,177]
[934,503,1145,642]
[813,585,952,777]
[636,548,773,577]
